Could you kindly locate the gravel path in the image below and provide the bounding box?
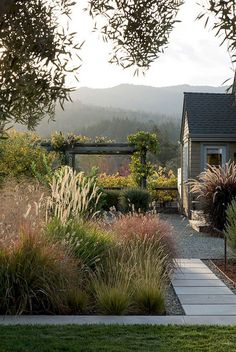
[161,214,228,259]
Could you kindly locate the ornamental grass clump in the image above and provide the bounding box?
[45,219,113,270]
[93,235,170,315]
[47,166,102,224]
[109,213,175,264]
[190,162,236,230]
[130,238,167,314]
[119,188,150,213]
[93,251,134,315]
[0,229,79,315]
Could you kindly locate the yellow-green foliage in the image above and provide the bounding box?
[51,132,91,151]
[97,173,136,188]
[0,130,58,179]
[148,167,177,203]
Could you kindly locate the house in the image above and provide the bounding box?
[179,91,236,218]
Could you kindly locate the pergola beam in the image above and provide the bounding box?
[41,141,147,188]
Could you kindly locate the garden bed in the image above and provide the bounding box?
[212,260,236,286]
[203,260,236,293]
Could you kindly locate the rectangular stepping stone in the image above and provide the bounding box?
[172,273,219,280]
[178,294,236,305]
[175,267,212,274]
[176,263,207,268]
[183,304,236,316]
[174,286,233,295]
[172,279,225,287]
[175,259,202,263]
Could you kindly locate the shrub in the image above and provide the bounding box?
[110,213,175,264]
[0,230,77,315]
[0,130,58,181]
[128,131,159,186]
[191,162,236,230]
[148,167,177,203]
[102,189,121,211]
[225,199,236,255]
[119,188,150,213]
[97,173,136,188]
[45,219,113,270]
[47,166,102,223]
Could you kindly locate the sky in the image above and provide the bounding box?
[70,0,234,89]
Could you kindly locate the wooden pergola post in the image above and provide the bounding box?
[140,147,147,189]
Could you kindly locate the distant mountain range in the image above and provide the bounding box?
[18,84,227,136]
[73,84,227,116]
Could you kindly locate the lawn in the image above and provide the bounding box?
[0,325,236,352]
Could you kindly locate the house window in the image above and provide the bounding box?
[203,146,226,169]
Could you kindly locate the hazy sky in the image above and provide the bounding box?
[71,0,234,89]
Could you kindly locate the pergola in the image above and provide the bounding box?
[41,142,148,188]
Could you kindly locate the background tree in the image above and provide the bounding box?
[0,0,235,135]
[0,0,81,133]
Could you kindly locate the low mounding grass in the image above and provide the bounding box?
[0,325,236,351]
[119,188,150,213]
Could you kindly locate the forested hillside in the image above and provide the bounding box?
[16,83,226,172]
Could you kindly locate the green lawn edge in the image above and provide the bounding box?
[0,324,236,352]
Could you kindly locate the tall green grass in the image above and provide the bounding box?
[45,219,113,270]
[93,236,169,315]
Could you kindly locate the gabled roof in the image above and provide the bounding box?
[181,92,236,139]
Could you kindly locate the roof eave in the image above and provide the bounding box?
[190,134,236,142]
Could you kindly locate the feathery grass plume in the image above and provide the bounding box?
[47,166,102,224]
[0,178,48,245]
[190,162,236,230]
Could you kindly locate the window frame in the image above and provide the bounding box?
[203,145,227,170]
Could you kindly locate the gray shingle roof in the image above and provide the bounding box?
[184,92,236,135]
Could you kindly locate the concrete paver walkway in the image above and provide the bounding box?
[172,259,236,316]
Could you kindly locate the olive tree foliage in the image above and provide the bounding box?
[88,0,183,71]
[198,0,236,86]
[0,0,81,134]
[0,0,236,136]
